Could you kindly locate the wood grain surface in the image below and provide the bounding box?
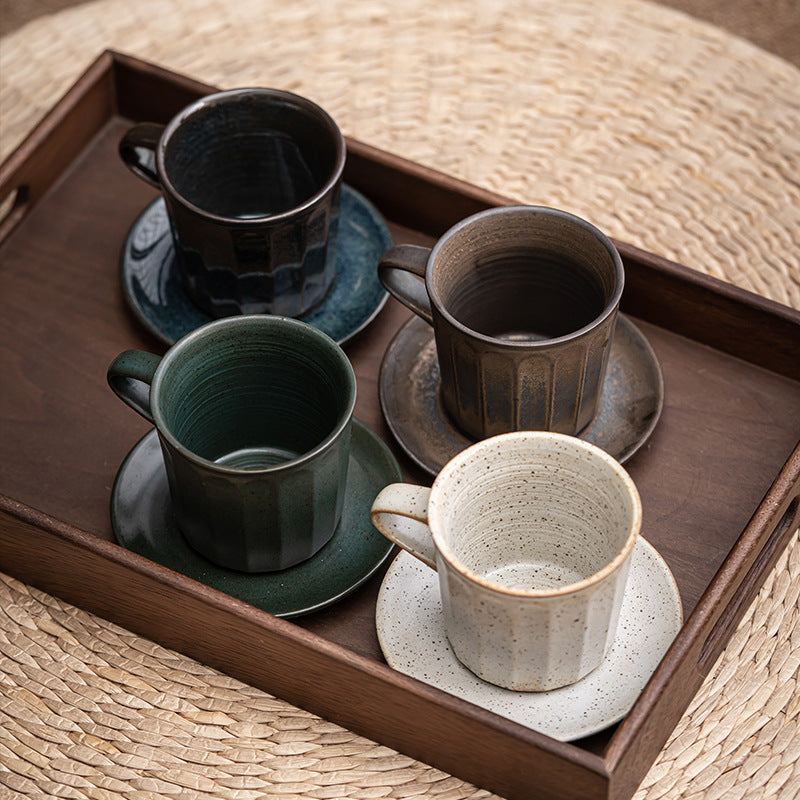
[1,53,800,800]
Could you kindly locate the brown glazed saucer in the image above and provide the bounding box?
[379,314,663,476]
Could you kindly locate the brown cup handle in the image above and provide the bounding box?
[378,245,433,325]
[119,123,165,188]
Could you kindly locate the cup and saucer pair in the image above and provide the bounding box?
[111,189,401,615]
[379,313,665,476]
[119,184,393,346]
[376,539,682,742]
[112,419,403,617]
[375,313,678,741]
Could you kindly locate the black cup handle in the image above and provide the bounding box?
[119,123,165,188]
[377,245,434,325]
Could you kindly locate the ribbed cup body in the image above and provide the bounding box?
[439,549,631,691]
[166,186,341,318]
[427,206,623,440]
[427,432,640,691]
[434,306,616,439]
[157,89,345,318]
[151,316,355,572]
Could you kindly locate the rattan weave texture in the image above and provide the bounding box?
[2,0,800,798]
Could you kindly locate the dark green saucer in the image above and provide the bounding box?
[110,419,402,617]
[120,184,392,346]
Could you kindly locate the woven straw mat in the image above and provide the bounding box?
[2,0,800,798]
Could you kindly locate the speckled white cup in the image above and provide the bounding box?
[370,431,641,691]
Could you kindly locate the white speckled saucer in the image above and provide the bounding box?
[376,537,682,741]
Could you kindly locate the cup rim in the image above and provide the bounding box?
[425,205,625,348]
[149,315,357,474]
[426,431,642,598]
[155,87,346,225]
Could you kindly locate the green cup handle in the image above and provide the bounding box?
[107,350,162,424]
[119,122,165,188]
[377,244,434,325]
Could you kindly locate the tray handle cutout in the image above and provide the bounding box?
[0,186,30,243]
[698,495,800,675]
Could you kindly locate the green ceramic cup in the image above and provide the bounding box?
[107,315,356,572]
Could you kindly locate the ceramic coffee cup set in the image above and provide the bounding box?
[108,88,682,742]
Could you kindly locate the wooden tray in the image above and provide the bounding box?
[2,51,799,800]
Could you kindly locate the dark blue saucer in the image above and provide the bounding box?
[120,185,392,345]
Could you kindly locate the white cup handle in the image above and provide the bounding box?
[370,484,436,569]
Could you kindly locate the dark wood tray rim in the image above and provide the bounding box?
[1,50,800,800]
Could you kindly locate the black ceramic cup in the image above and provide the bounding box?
[378,206,624,440]
[120,88,346,318]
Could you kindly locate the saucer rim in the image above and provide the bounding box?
[110,418,402,618]
[378,313,664,475]
[119,183,392,346]
[375,537,682,742]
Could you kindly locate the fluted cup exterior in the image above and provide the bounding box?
[438,540,632,691]
[370,431,642,692]
[434,304,617,440]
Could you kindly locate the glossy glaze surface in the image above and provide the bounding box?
[120,88,346,317]
[120,185,392,344]
[111,420,401,616]
[108,316,356,572]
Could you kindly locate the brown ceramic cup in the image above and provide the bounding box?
[378,206,624,440]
